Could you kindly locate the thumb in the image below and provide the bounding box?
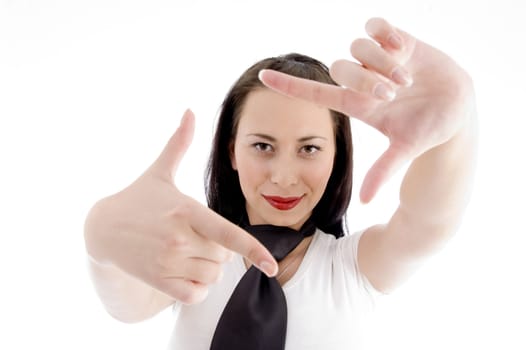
[360,143,410,203]
[151,109,195,180]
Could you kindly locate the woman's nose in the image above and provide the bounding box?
[269,155,299,187]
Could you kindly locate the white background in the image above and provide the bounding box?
[1,0,525,349]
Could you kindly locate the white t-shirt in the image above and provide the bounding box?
[168,229,381,349]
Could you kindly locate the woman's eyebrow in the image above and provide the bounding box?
[246,133,327,142]
[246,133,276,141]
[298,136,328,142]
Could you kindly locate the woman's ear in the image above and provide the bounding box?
[229,141,237,170]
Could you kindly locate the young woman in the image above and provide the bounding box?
[84,18,477,349]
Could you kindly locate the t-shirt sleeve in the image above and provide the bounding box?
[340,229,385,301]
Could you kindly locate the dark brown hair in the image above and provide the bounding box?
[205,53,353,238]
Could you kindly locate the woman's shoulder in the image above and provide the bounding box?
[310,227,382,297]
[314,227,367,250]
[307,227,368,269]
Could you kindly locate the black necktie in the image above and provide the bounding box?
[210,219,316,350]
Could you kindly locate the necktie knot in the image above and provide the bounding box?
[246,220,316,261]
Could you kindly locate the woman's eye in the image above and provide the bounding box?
[301,145,321,154]
[253,143,272,152]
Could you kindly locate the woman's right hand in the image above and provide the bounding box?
[84,109,277,305]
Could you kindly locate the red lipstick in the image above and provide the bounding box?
[263,195,303,210]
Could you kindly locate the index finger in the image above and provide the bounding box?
[258,69,372,119]
[190,205,278,277]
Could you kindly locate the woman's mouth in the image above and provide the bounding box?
[262,195,304,210]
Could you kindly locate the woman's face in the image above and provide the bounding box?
[231,88,336,230]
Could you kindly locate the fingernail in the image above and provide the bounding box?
[258,69,267,82]
[259,260,277,277]
[391,66,413,86]
[388,33,403,50]
[373,82,395,101]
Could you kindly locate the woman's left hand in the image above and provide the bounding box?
[259,17,475,203]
